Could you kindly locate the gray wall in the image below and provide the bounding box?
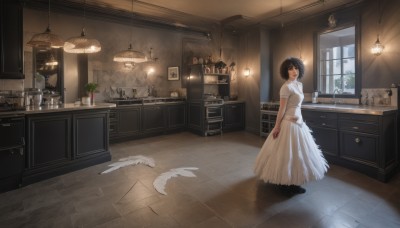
[268,0,400,100]
[23,8,238,103]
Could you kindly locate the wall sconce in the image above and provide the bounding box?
[244,67,250,77]
[371,35,384,56]
[147,67,155,75]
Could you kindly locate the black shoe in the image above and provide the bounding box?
[289,185,306,194]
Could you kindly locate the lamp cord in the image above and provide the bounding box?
[130,0,134,45]
[47,0,50,28]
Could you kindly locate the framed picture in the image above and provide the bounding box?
[168,67,180,81]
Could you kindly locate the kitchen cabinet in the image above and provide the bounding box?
[260,111,277,137]
[187,64,227,136]
[114,106,142,141]
[0,115,25,192]
[110,102,186,143]
[0,0,24,79]
[23,109,111,185]
[302,109,397,182]
[167,103,186,130]
[73,111,109,158]
[187,64,230,100]
[302,110,338,157]
[142,105,166,134]
[223,102,245,132]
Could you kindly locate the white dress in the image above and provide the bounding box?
[254,80,329,185]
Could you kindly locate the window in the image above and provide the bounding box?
[316,25,359,97]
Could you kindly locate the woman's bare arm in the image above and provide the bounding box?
[272,98,288,139]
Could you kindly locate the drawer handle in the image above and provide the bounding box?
[321,123,326,126]
[352,126,359,130]
[355,138,361,143]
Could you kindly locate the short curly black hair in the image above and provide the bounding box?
[279,57,305,80]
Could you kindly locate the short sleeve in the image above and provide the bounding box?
[280,84,291,99]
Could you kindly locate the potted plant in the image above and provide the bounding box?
[84,83,98,105]
[214,60,227,73]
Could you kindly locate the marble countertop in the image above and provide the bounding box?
[301,103,397,115]
[0,103,116,116]
[224,100,245,104]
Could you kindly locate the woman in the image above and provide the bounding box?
[254,57,329,194]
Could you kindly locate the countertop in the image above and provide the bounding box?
[224,100,245,104]
[301,103,397,115]
[0,103,116,116]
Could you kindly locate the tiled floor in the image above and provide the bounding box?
[0,131,400,228]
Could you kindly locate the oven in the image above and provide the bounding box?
[203,99,224,136]
[205,105,223,120]
[0,115,25,192]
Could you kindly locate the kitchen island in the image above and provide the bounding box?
[301,103,398,182]
[0,103,116,190]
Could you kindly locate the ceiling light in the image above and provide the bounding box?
[27,0,63,48]
[113,44,147,63]
[64,28,101,53]
[63,0,101,54]
[45,54,58,66]
[113,0,146,64]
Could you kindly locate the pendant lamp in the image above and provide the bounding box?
[113,0,146,65]
[64,0,101,54]
[27,0,63,48]
[371,0,384,56]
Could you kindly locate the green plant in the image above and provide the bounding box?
[214,60,227,69]
[85,83,98,93]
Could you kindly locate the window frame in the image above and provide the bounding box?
[314,21,361,99]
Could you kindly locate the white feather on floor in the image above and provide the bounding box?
[153,167,199,195]
[100,155,155,174]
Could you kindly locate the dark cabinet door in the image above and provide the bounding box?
[26,114,72,170]
[223,103,245,131]
[167,104,186,129]
[311,127,339,157]
[142,105,166,133]
[74,111,109,158]
[117,106,141,136]
[340,131,379,166]
[0,1,24,79]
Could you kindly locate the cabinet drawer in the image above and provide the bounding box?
[339,113,379,122]
[303,110,337,120]
[306,118,337,129]
[340,132,378,165]
[339,120,379,134]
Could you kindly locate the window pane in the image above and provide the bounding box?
[343,74,355,94]
[333,75,343,92]
[343,44,355,58]
[332,60,341,74]
[343,58,355,74]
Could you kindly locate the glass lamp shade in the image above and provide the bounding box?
[244,67,250,76]
[45,55,58,66]
[27,26,64,48]
[371,36,384,56]
[64,29,101,54]
[113,44,147,63]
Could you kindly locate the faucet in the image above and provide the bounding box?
[333,89,341,104]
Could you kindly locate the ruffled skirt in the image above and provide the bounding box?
[254,119,329,185]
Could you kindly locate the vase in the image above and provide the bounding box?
[90,92,95,105]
